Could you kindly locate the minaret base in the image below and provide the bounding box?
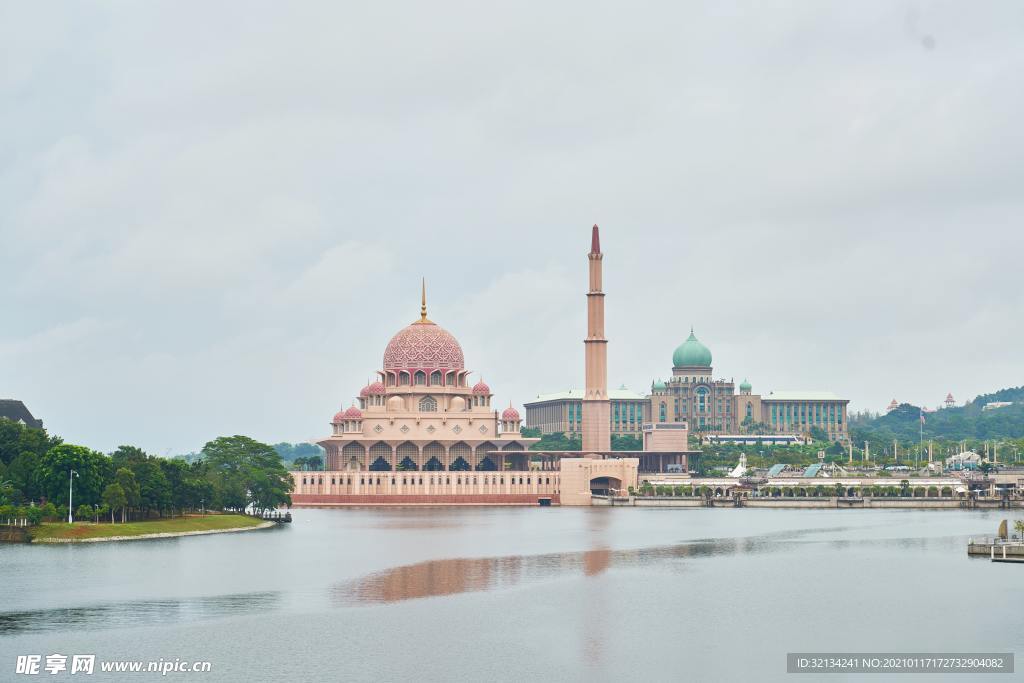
[581,399,611,453]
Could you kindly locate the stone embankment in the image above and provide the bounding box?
[31,521,276,544]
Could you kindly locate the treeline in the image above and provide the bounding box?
[0,419,293,524]
[521,429,643,451]
[850,386,1024,444]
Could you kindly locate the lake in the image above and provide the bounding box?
[1,508,1020,681]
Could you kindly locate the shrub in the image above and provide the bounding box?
[25,506,43,525]
[40,502,58,521]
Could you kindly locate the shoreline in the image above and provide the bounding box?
[30,520,276,544]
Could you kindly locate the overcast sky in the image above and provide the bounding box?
[2,2,1022,454]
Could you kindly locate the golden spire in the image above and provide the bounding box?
[417,277,432,323]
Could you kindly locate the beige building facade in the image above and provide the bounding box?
[650,333,849,442]
[524,388,650,437]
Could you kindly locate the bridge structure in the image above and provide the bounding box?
[641,475,972,498]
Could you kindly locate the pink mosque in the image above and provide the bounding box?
[290,226,686,506]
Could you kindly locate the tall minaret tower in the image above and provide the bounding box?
[582,224,611,453]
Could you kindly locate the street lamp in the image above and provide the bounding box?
[68,469,79,523]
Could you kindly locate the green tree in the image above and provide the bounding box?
[75,503,93,522]
[115,468,141,522]
[102,482,127,523]
[35,444,110,509]
[202,435,293,514]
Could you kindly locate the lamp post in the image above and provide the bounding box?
[68,469,79,523]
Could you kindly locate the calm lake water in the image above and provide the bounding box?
[1,508,1021,682]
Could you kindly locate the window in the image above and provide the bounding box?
[430,371,442,386]
[414,371,426,385]
[419,396,438,412]
[659,403,667,422]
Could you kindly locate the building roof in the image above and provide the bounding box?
[672,330,712,368]
[0,400,43,429]
[803,463,823,477]
[763,391,847,402]
[526,388,648,404]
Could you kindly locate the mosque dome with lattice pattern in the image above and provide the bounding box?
[383,320,465,371]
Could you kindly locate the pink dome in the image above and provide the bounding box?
[502,405,520,421]
[472,380,491,394]
[383,320,464,371]
[359,381,386,397]
[331,411,346,424]
[344,406,363,419]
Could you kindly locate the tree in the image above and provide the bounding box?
[1015,520,1024,540]
[115,468,140,522]
[35,444,110,509]
[202,436,293,513]
[75,504,93,522]
[102,483,127,523]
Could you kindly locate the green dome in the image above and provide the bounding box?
[652,379,667,391]
[739,378,752,392]
[673,330,712,368]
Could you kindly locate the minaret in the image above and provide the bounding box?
[582,224,611,453]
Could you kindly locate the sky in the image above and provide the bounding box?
[2,1,1022,455]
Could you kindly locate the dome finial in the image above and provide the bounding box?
[420,277,428,322]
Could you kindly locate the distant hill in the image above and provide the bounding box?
[851,386,1024,442]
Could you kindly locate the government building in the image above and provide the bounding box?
[527,329,849,443]
[524,388,649,438]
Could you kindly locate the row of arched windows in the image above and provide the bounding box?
[385,371,467,387]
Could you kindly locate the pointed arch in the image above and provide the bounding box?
[422,441,444,470]
[342,443,366,471]
[369,442,392,471]
[449,441,472,465]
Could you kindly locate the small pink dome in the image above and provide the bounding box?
[472,380,491,394]
[366,381,386,394]
[331,411,346,424]
[502,405,520,421]
[344,406,363,419]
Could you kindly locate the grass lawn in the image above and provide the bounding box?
[29,514,266,541]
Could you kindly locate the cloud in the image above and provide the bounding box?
[1,1,1022,451]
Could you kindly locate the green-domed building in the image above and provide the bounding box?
[650,329,738,432]
[650,330,849,441]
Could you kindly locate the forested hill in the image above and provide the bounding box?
[851,386,1024,442]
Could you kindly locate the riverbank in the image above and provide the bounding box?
[24,514,273,543]
[597,496,1021,509]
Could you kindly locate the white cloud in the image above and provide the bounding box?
[1,1,1022,451]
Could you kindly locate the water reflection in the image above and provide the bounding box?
[332,528,857,606]
[0,591,281,635]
